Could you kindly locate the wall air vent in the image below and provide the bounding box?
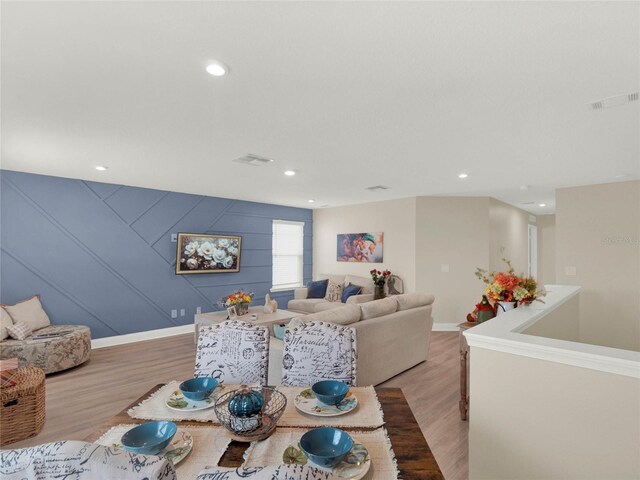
[588,92,639,111]
[233,154,275,166]
[366,185,390,191]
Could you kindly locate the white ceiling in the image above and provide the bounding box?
[2,1,638,213]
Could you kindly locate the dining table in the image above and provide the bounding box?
[85,384,444,480]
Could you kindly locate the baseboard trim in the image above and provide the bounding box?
[92,324,193,349]
[432,323,459,332]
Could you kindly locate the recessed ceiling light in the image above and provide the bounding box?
[95,166,108,171]
[538,203,547,207]
[206,62,228,77]
[284,170,296,176]
[615,173,629,179]
[308,199,315,203]
[458,173,469,179]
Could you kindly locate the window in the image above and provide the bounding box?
[272,220,304,290]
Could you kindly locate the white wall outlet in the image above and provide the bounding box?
[441,264,450,273]
[565,266,577,276]
[171,233,177,242]
[180,308,185,317]
[196,306,202,314]
[171,309,178,318]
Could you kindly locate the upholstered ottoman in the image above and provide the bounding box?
[0,325,91,374]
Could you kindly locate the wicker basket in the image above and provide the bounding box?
[0,367,46,446]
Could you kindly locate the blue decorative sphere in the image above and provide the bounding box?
[228,386,264,418]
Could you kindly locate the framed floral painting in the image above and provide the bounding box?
[175,233,242,274]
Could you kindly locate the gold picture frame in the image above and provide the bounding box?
[175,233,242,275]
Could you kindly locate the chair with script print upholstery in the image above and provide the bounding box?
[0,440,177,480]
[281,321,357,387]
[195,320,270,386]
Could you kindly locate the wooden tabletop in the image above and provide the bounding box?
[85,384,444,480]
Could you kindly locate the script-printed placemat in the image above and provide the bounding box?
[96,424,231,480]
[127,381,229,423]
[242,427,399,480]
[277,386,385,429]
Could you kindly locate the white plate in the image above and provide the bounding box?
[116,428,193,466]
[283,442,371,480]
[294,388,358,417]
[165,385,227,412]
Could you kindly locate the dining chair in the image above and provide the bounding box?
[195,319,270,386]
[0,440,177,479]
[281,321,357,387]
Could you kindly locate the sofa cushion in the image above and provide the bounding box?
[306,279,329,299]
[341,283,362,303]
[287,298,326,314]
[0,307,12,341]
[344,275,374,294]
[298,304,361,326]
[6,320,32,340]
[314,302,348,313]
[395,293,435,311]
[324,280,344,302]
[359,297,398,320]
[3,295,51,332]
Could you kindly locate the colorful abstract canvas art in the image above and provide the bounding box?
[336,232,383,263]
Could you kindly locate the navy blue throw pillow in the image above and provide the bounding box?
[307,279,329,299]
[342,283,363,303]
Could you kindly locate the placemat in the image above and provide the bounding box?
[96,424,231,480]
[242,427,399,480]
[277,386,385,429]
[127,381,228,423]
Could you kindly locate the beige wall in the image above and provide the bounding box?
[415,197,491,325]
[312,198,417,292]
[555,181,640,351]
[522,288,580,342]
[469,347,640,480]
[489,198,531,274]
[537,214,556,285]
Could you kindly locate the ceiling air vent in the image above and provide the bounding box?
[366,185,390,191]
[588,92,639,111]
[233,154,275,166]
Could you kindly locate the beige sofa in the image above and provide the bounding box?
[287,274,376,314]
[270,292,435,386]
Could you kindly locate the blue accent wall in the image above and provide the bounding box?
[0,170,312,338]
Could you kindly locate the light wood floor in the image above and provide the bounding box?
[6,331,467,480]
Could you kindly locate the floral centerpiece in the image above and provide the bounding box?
[370,269,392,299]
[475,259,544,314]
[220,290,254,316]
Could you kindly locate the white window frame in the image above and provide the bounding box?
[271,220,305,291]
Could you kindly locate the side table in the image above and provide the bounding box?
[457,321,476,421]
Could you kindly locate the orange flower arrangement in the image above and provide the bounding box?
[221,290,254,307]
[475,259,544,304]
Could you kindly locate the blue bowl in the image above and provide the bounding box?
[312,380,349,406]
[300,427,353,467]
[179,377,218,401]
[121,421,177,455]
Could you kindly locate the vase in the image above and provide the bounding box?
[236,302,250,316]
[374,285,385,300]
[496,301,516,316]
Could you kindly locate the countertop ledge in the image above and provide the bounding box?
[464,285,640,379]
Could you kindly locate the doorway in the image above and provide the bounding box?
[528,224,538,278]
